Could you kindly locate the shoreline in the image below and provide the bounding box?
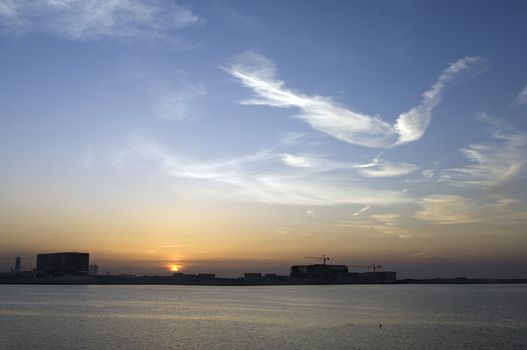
[1,276,526,286]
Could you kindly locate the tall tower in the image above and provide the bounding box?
[14,256,21,274]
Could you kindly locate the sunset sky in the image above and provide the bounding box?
[1,0,526,278]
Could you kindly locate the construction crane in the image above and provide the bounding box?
[304,254,330,265]
[349,263,382,272]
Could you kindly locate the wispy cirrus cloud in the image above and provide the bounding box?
[0,0,199,41]
[352,205,370,216]
[119,63,207,121]
[335,213,410,239]
[279,153,326,169]
[357,161,418,178]
[513,85,527,106]
[227,52,484,148]
[371,213,410,239]
[415,194,481,224]
[353,153,419,178]
[305,209,315,216]
[277,152,418,179]
[278,153,376,172]
[416,194,527,225]
[440,114,527,188]
[422,169,435,178]
[111,139,412,206]
[484,197,527,223]
[157,81,206,120]
[394,56,484,145]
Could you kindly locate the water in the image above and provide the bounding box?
[0,284,526,349]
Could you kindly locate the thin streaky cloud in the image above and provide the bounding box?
[352,205,370,216]
[112,139,413,206]
[416,194,527,225]
[440,114,527,188]
[157,81,206,121]
[415,194,481,224]
[358,161,418,178]
[371,214,410,239]
[117,65,207,121]
[279,153,320,168]
[0,0,199,41]
[422,169,435,178]
[277,152,416,179]
[484,197,527,223]
[335,216,410,239]
[278,153,377,172]
[513,85,527,106]
[228,52,395,148]
[394,56,484,145]
[228,52,483,148]
[371,213,400,223]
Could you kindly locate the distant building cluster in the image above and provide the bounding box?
[290,264,396,283]
[7,252,96,278]
[3,252,396,285]
[165,263,396,285]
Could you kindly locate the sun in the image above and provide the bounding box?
[169,264,180,272]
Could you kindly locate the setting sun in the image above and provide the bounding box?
[169,264,181,272]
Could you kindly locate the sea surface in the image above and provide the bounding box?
[0,284,526,349]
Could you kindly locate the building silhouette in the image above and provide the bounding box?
[291,263,396,283]
[291,264,349,281]
[36,252,89,274]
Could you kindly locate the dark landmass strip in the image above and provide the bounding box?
[3,257,525,285]
[1,273,526,286]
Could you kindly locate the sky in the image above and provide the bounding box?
[1,0,526,278]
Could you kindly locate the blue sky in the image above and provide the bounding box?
[1,0,526,277]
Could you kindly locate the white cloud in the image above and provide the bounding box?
[279,153,318,168]
[513,85,527,106]
[422,169,434,178]
[416,193,527,225]
[112,139,413,206]
[440,114,527,188]
[394,56,483,145]
[278,151,417,179]
[279,132,307,146]
[278,153,377,172]
[352,205,370,216]
[157,82,206,120]
[358,161,418,178]
[371,213,400,222]
[336,213,410,239]
[0,0,199,41]
[483,197,527,223]
[228,52,483,148]
[119,65,206,121]
[415,194,480,224]
[371,214,410,239]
